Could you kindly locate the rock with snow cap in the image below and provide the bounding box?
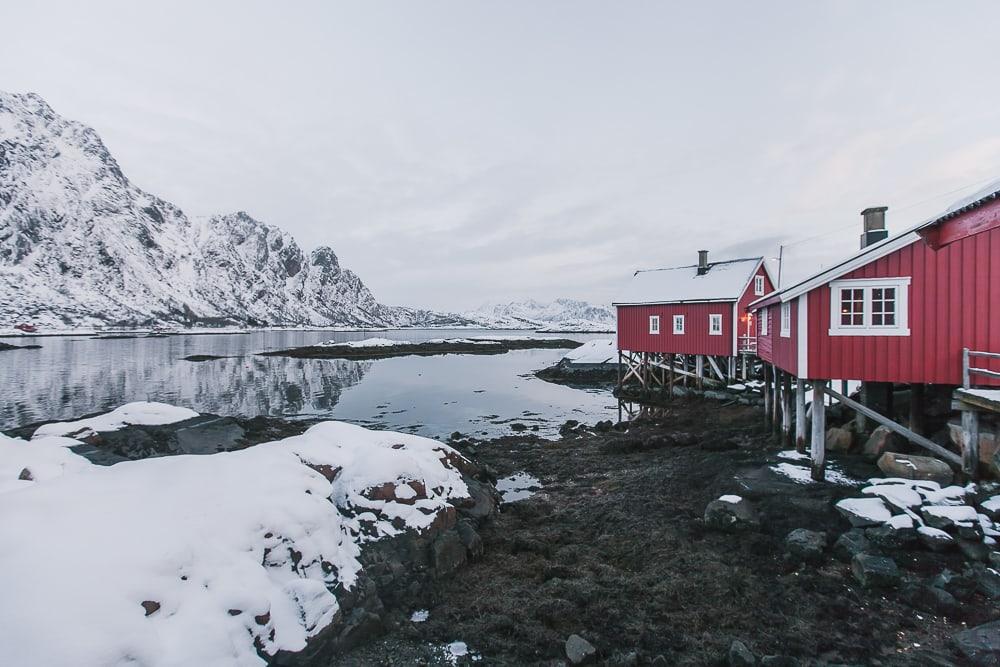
[835,497,892,527]
[704,496,760,532]
[877,453,953,486]
[918,526,956,551]
[861,484,923,510]
[981,495,1000,521]
[921,505,980,534]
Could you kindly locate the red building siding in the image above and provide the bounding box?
[758,300,799,376]
[804,217,1000,385]
[737,264,774,353]
[618,303,735,356]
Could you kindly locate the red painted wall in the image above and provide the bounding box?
[805,211,1000,385]
[737,264,773,355]
[756,306,773,361]
[618,303,735,355]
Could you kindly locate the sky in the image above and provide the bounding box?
[2,1,1000,312]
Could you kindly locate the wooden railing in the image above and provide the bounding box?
[738,335,757,354]
[962,347,1000,388]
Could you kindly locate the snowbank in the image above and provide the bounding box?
[33,401,199,438]
[316,337,500,349]
[0,414,472,666]
[562,339,616,365]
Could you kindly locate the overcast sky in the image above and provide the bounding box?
[2,1,999,311]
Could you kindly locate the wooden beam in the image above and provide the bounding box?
[772,366,781,431]
[811,380,826,481]
[824,385,962,467]
[781,372,792,446]
[795,378,807,454]
[955,388,1000,413]
[962,409,980,479]
[695,355,705,390]
[706,355,725,382]
[763,364,772,425]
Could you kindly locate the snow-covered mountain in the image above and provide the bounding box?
[464,298,616,331]
[0,91,470,329]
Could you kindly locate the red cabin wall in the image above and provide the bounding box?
[756,306,774,362]
[758,301,799,376]
[737,264,774,353]
[617,303,735,356]
[806,216,1000,385]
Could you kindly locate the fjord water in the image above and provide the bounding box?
[0,330,614,439]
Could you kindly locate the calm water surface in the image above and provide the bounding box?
[0,329,615,439]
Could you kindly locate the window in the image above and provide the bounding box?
[780,302,791,338]
[754,275,765,296]
[760,306,768,336]
[673,314,685,334]
[709,313,723,336]
[828,277,910,336]
[649,315,660,334]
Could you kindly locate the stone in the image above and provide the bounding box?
[17,467,32,481]
[141,600,160,616]
[826,427,854,452]
[565,634,597,665]
[932,569,977,601]
[728,639,757,667]
[862,484,923,510]
[866,523,917,550]
[959,539,992,563]
[953,620,1000,666]
[456,478,497,520]
[835,497,892,527]
[877,452,953,486]
[863,426,901,461]
[704,497,760,532]
[431,531,467,576]
[760,657,799,667]
[784,529,827,563]
[992,551,1000,569]
[900,583,960,616]
[851,553,900,589]
[975,566,1000,599]
[455,519,484,559]
[834,530,872,562]
[981,495,1000,521]
[921,505,979,531]
[918,526,956,551]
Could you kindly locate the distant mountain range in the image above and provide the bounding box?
[0,91,613,332]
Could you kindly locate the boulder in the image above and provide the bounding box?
[704,496,760,532]
[863,426,901,461]
[851,553,900,589]
[826,427,854,452]
[980,495,1000,522]
[959,539,992,564]
[455,519,484,559]
[953,620,1000,666]
[932,569,978,601]
[866,522,917,550]
[861,484,922,510]
[992,551,1000,569]
[760,657,799,667]
[975,566,1000,600]
[431,531,467,576]
[921,505,979,532]
[917,526,956,552]
[565,634,597,665]
[834,530,872,562]
[784,529,827,563]
[901,583,960,616]
[877,452,953,486]
[835,497,892,527]
[727,640,757,667]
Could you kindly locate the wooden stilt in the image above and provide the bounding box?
[695,355,705,390]
[763,364,772,425]
[781,372,792,446]
[772,366,781,431]
[682,356,689,387]
[910,384,925,436]
[668,354,675,398]
[811,380,827,481]
[795,378,807,454]
[962,409,980,479]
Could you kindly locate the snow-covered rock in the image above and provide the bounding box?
[0,415,477,666]
[0,90,471,329]
[561,339,617,365]
[835,497,892,526]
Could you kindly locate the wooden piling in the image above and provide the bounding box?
[910,383,925,436]
[781,372,792,445]
[962,409,980,479]
[763,364,772,426]
[794,378,807,454]
[811,380,827,481]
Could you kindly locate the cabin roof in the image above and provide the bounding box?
[613,257,766,306]
[749,178,1000,309]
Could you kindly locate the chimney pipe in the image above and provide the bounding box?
[860,207,888,248]
[697,250,709,275]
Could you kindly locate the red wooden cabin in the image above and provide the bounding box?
[750,182,1000,478]
[614,252,774,386]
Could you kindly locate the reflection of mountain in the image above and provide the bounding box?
[0,342,371,428]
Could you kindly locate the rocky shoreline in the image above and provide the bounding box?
[260,337,582,360]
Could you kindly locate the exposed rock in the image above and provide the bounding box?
[953,620,1000,666]
[980,495,1000,522]
[456,519,484,559]
[17,467,32,481]
[877,452,953,486]
[456,478,498,520]
[704,496,760,532]
[760,656,799,667]
[932,569,977,601]
[728,640,757,667]
[863,426,901,461]
[921,505,978,532]
[141,600,160,616]
[974,566,1000,599]
[835,497,892,527]
[851,553,900,589]
[959,539,992,563]
[901,582,960,616]
[826,427,854,452]
[784,528,827,563]
[431,531,467,576]
[834,530,872,562]
[866,521,918,550]
[565,634,597,665]
[918,526,956,551]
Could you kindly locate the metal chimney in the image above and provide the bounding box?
[860,207,888,248]
[697,250,709,275]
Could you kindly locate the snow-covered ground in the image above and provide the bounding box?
[315,337,503,348]
[0,404,472,666]
[561,339,617,365]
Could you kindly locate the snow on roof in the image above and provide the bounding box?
[613,257,763,305]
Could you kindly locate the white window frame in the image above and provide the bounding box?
[780,302,791,338]
[649,315,660,335]
[672,314,685,334]
[754,275,765,296]
[828,277,910,337]
[760,306,768,336]
[708,313,723,336]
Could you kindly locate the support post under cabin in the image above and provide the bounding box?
[695,355,704,390]
[763,364,772,426]
[811,380,827,481]
[668,354,675,398]
[962,409,980,479]
[910,384,925,436]
[781,372,792,446]
[772,367,781,432]
[795,378,807,454]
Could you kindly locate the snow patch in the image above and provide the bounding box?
[770,462,861,487]
[562,339,617,365]
[32,401,198,439]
